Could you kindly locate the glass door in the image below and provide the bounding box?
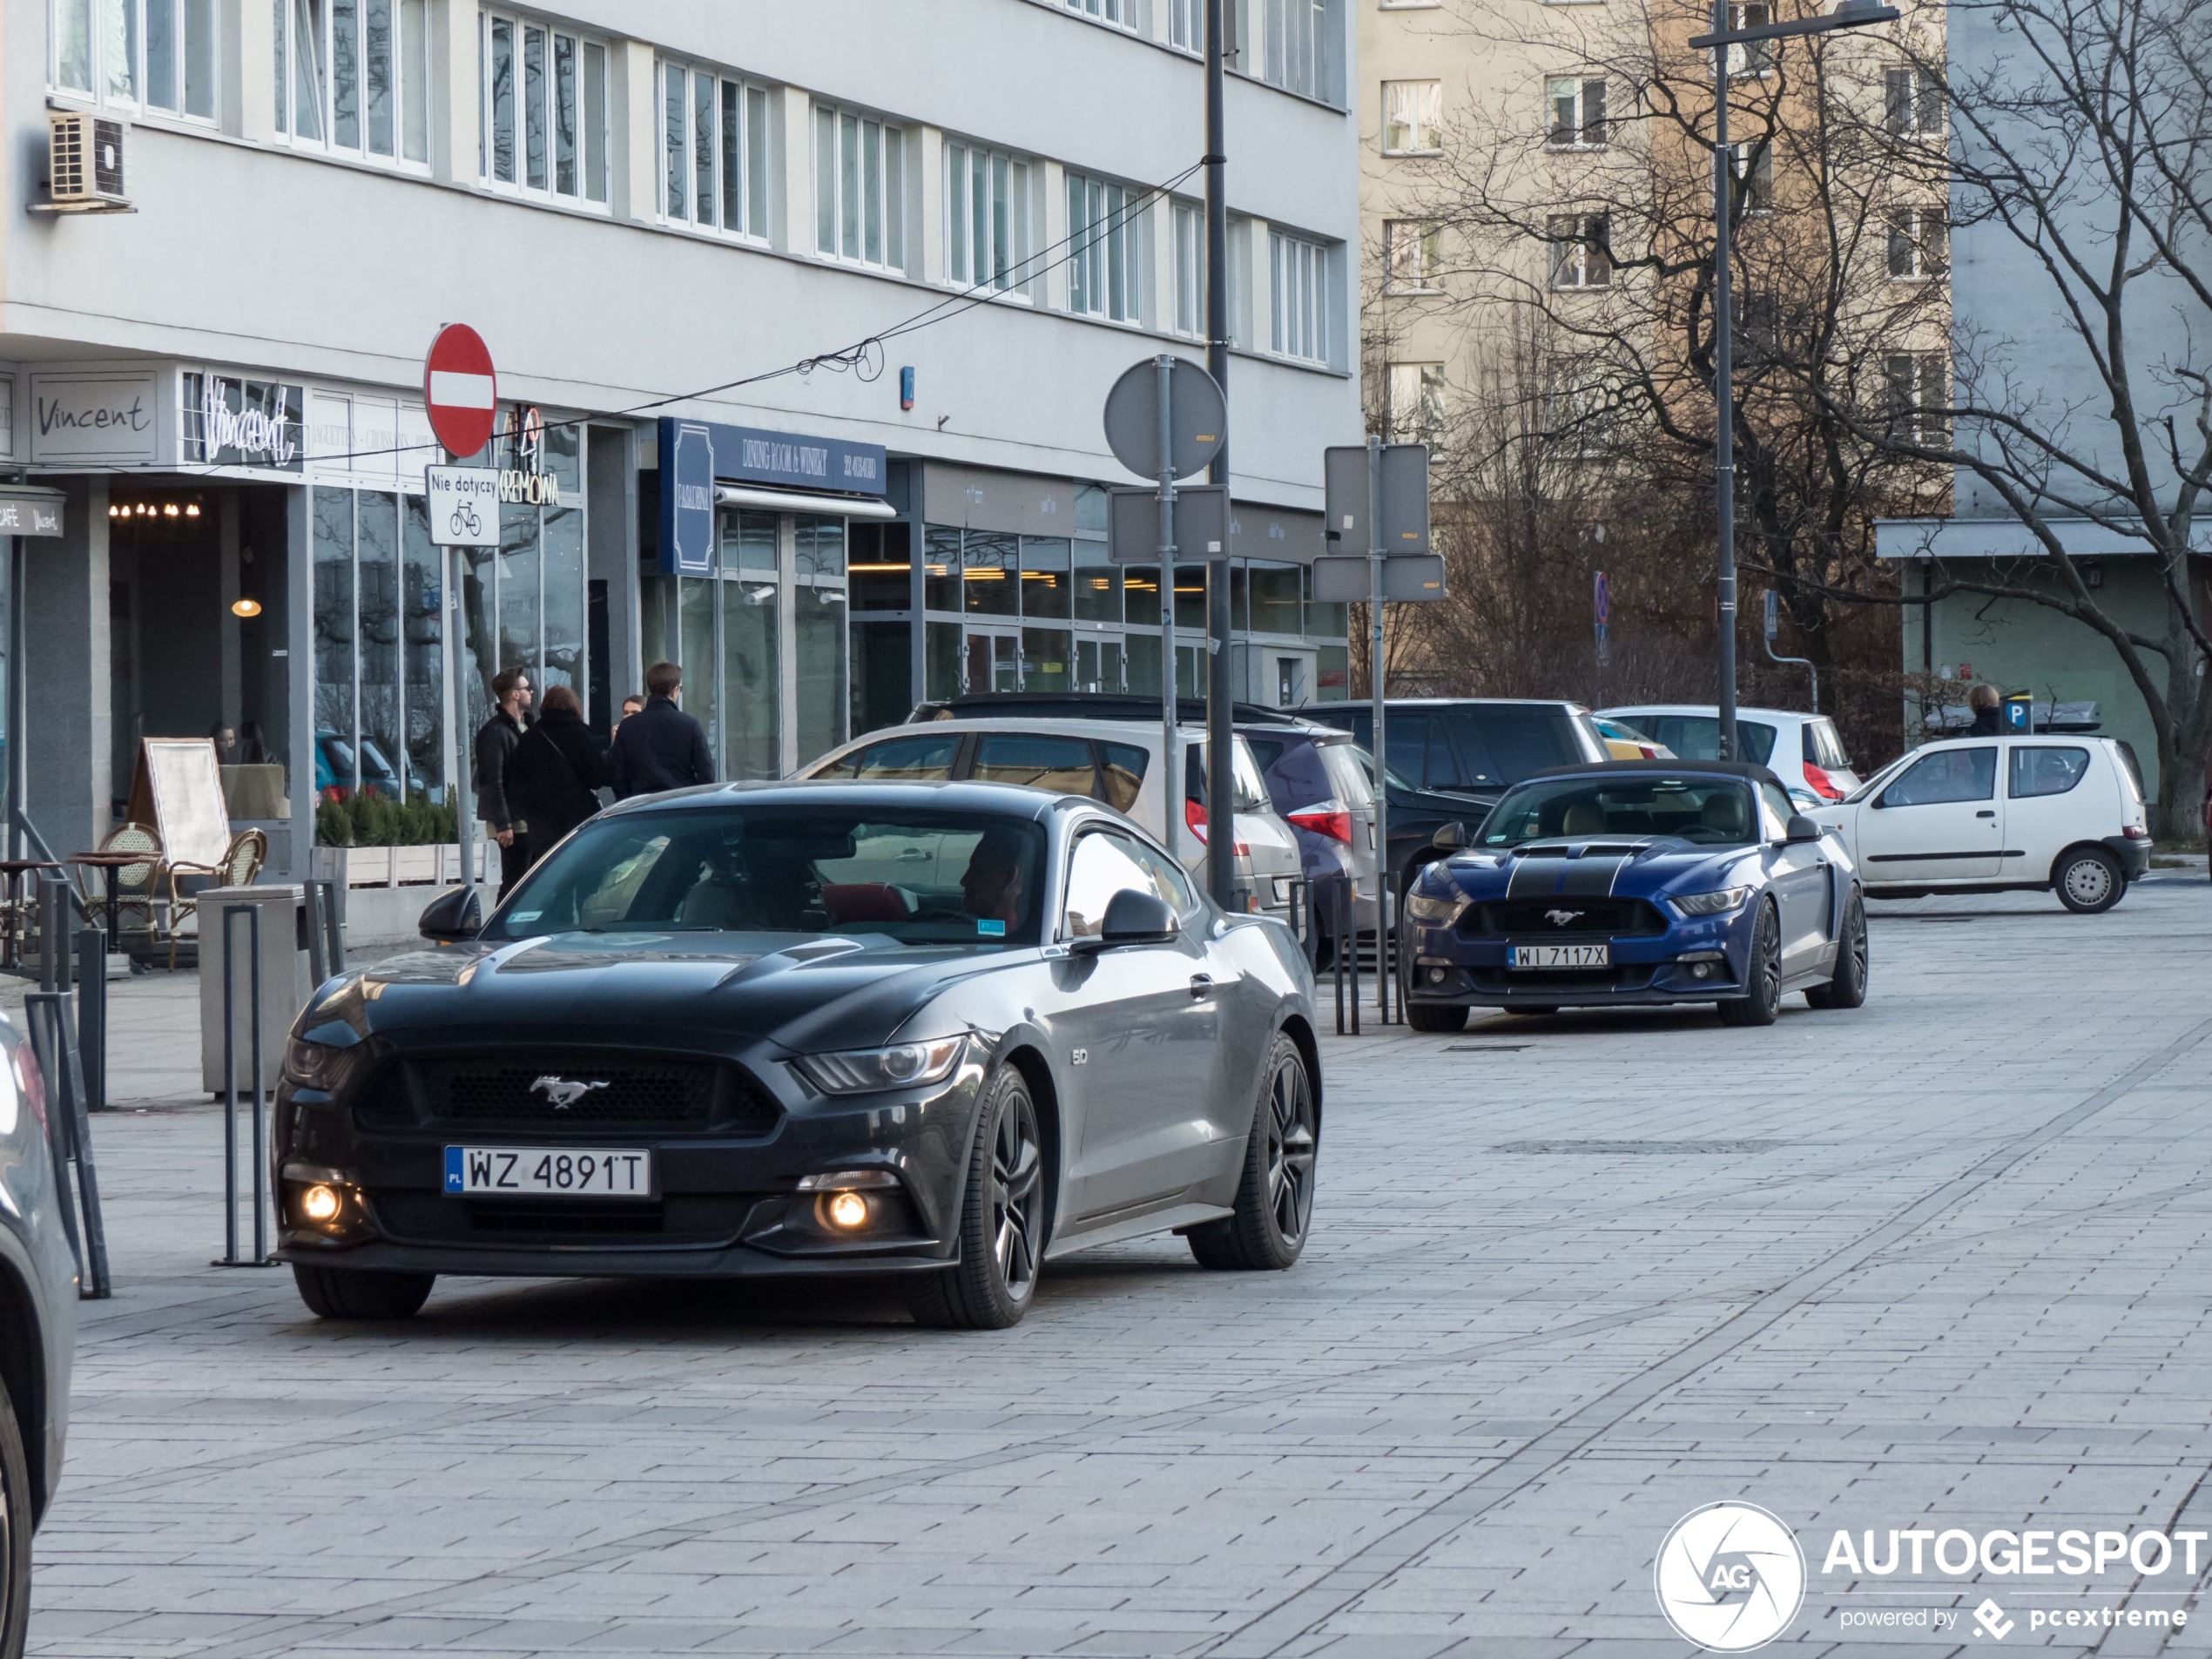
[1075,636,1124,694]
[963,625,1019,694]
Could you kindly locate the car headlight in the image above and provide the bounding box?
[1404,888,1466,926]
[283,1037,357,1092]
[1670,887,1752,918]
[794,1035,968,1096]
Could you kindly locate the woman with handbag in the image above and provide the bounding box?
[506,685,610,868]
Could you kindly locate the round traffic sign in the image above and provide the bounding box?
[423,324,497,459]
[1103,356,1226,482]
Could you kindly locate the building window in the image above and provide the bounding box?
[1269,231,1332,364]
[1727,3,1775,75]
[1264,0,1334,102]
[1383,219,1442,293]
[1547,77,1607,147]
[1067,171,1143,322]
[273,0,432,161]
[1547,213,1611,288]
[814,102,906,269]
[1543,360,1614,452]
[1386,362,1445,442]
[1886,206,1946,279]
[1885,65,1943,135]
[479,10,605,199]
[662,60,768,236]
[1734,140,1772,210]
[946,141,1033,293]
[1172,201,1205,335]
[1169,0,1200,49]
[1382,79,1441,153]
[53,0,219,118]
[1885,352,1948,445]
[1063,0,1130,26]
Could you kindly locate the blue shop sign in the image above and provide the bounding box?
[656,416,888,576]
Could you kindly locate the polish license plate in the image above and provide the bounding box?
[1510,943,1610,969]
[444,1146,654,1197]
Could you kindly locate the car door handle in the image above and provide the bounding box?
[1975,810,1996,819]
[1189,974,1215,999]
[896,846,930,860]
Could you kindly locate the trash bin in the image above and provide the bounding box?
[198,886,312,1098]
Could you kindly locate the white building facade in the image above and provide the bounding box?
[3,0,1360,877]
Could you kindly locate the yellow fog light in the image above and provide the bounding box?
[300,1184,342,1224]
[824,1190,870,1231]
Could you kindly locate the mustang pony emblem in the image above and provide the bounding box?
[1544,909,1585,927]
[531,1076,610,1109]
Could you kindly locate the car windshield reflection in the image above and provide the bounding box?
[1480,778,1758,847]
[485,807,1049,948]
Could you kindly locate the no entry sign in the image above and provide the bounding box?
[423,324,497,458]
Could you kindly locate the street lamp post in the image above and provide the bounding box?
[1688,0,1898,759]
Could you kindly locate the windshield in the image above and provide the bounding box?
[486,806,1049,948]
[1842,750,1913,805]
[1350,745,1416,793]
[1480,776,1760,847]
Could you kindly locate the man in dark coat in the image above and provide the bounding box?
[473,667,534,897]
[507,685,609,865]
[610,660,715,799]
[1965,682,2006,737]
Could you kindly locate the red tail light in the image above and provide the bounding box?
[1184,800,1250,856]
[1286,804,1356,844]
[13,1042,47,1135]
[1803,761,1844,800]
[2121,824,2148,840]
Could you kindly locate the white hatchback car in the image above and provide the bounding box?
[1810,736,2149,913]
[1600,705,1861,801]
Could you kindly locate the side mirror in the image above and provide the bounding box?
[1074,888,1180,952]
[1784,814,1824,845]
[418,886,482,943]
[1431,820,1471,852]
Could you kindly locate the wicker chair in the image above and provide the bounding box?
[165,828,268,968]
[91,822,168,937]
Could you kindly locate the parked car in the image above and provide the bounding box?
[1238,716,1381,947]
[1809,735,2148,913]
[1593,716,1673,760]
[314,729,404,799]
[278,782,1323,1330]
[1311,701,1610,891]
[1599,705,1861,801]
[802,715,1302,922]
[0,1017,79,1659]
[1400,759,1868,1030]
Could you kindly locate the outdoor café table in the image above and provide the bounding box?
[0,858,64,971]
[66,851,148,948]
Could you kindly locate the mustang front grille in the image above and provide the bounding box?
[1466,898,1669,938]
[351,1053,780,1136]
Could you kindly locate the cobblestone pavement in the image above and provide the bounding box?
[23,874,2212,1658]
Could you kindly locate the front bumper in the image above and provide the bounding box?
[1403,907,1751,1008]
[273,1047,988,1280]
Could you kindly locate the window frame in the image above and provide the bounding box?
[1885,64,1944,137]
[1546,212,1612,290]
[813,99,907,273]
[1171,199,1206,335]
[1885,206,1947,280]
[659,57,771,241]
[51,0,221,122]
[1065,169,1146,324]
[1884,351,1949,446]
[1269,228,1333,366]
[943,138,1035,298]
[1546,76,1608,149]
[478,6,608,205]
[1060,0,1134,30]
[1386,361,1446,442]
[272,0,435,167]
[1381,78,1442,155]
[1383,218,1443,293]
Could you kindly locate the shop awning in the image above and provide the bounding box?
[713,484,898,520]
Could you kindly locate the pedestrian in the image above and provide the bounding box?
[507,685,608,866]
[208,722,239,765]
[617,693,645,727]
[473,667,535,897]
[1966,682,2006,737]
[609,661,714,799]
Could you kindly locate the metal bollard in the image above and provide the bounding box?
[37,873,71,994]
[75,925,106,1114]
[215,905,272,1267]
[25,990,111,1298]
[1344,880,1359,1036]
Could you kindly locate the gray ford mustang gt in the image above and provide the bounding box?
[275,781,1322,1330]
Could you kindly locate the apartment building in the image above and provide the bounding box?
[3,0,1362,875]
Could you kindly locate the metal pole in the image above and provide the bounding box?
[1367,434,1389,1022]
[1156,356,1180,862]
[248,905,266,1264]
[220,906,240,1265]
[452,543,477,898]
[1712,8,1740,763]
[8,537,24,865]
[1203,0,1235,909]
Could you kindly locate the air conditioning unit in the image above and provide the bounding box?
[36,111,132,213]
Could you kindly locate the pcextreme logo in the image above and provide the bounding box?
[1655,1503,1808,1652]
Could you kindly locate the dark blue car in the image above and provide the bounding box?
[1399,760,1870,1030]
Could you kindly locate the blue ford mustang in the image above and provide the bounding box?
[1399,760,1869,1029]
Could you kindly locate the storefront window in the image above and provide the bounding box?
[963,530,1016,616]
[849,522,910,610]
[1251,560,1302,634]
[1125,563,1161,629]
[1022,626,1071,693]
[312,488,355,788]
[401,496,442,796]
[540,422,585,698]
[794,516,846,767]
[1074,541,1120,624]
[1020,537,1070,620]
[924,524,961,613]
[850,617,911,735]
[720,569,779,779]
[356,490,401,795]
[926,618,962,700]
[496,495,538,695]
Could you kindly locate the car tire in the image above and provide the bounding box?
[1717,902,1783,1028]
[1188,1034,1318,1271]
[2054,846,2123,914]
[291,1264,435,1321]
[0,1366,30,1659]
[908,1065,1045,1331]
[1804,892,1869,1010]
[1406,1001,1467,1034]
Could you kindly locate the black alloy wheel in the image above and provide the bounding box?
[1,1370,31,1659]
[1189,1034,1318,1271]
[1806,893,1870,1009]
[292,1264,436,1321]
[910,1065,1045,1330]
[2054,846,2123,914]
[1718,902,1783,1028]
